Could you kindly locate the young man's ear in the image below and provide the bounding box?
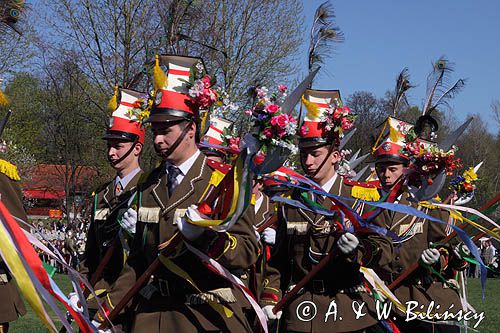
[187,121,197,139]
[134,143,143,156]
[330,149,342,165]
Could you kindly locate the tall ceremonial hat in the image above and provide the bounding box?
[372,117,413,165]
[149,54,205,123]
[262,166,296,195]
[299,89,355,149]
[103,87,146,144]
[200,116,233,158]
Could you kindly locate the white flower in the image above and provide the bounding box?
[284,121,297,136]
[188,81,204,98]
[195,62,204,75]
[256,86,268,98]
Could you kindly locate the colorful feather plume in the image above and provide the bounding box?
[391,67,413,116]
[422,57,466,116]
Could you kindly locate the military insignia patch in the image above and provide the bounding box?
[155,90,163,105]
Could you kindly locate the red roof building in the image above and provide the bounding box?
[22,164,99,218]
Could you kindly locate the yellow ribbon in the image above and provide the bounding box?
[188,156,244,228]
[419,202,500,240]
[0,222,57,332]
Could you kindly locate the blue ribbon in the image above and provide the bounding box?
[269,176,488,298]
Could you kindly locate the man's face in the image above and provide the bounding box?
[107,140,141,171]
[375,162,406,190]
[300,145,341,183]
[152,121,195,162]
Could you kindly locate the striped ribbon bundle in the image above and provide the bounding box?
[0,201,95,332]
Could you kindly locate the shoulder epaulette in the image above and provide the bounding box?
[343,179,381,201]
[343,178,380,188]
[206,159,232,174]
[137,171,151,185]
[0,159,20,181]
[206,160,232,187]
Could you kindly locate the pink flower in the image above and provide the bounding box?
[333,108,343,120]
[276,127,287,138]
[201,76,212,89]
[228,137,240,150]
[277,84,287,94]
[300,124,309,136]
[244,108,253,116]
[341,117,352,130]
[271,113,292,127]
[342,106,351,116]
[263,127,273,139]
[265,103,280,114]
[196,88,217,108]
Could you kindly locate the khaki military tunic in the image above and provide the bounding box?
[79,170,143,312]
[262,175,393,332]
[376,192,466,324]
[99,153,259,332]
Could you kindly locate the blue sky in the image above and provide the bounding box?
[300,0,500,132]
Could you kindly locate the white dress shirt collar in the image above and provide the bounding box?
[115,167,142,190]
[166,149,201,185]
[321,173,338,194]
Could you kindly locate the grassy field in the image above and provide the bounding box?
[8,275,500,332]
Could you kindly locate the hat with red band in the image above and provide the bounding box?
[372,117,413,164]
[299,89,356,149]
[149,54,206,123]
[200,117,233,157]
[103,87,146,144]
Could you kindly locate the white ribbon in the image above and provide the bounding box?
[184,242,268,333]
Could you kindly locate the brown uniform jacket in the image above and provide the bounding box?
[249,193,275,302]
[376,191,465,317]
[100,153,259,333]
[262,175,393,332]
[79,170,143,310]
[0,161,27,323]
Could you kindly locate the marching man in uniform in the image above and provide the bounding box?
[261,89,393,332]
[70,87,146,326]
[371,116,468,333]
[93,55,259,332]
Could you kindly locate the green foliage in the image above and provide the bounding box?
[3,73,46,159]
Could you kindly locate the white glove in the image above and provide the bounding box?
[262,305,282,321]
[421,247,441,265]
[91,320,112,333]
[454,243,470,259]
[254,227,261,242]
[68,292,83,313]
[261,227,276,245]
[177,205,205,241]
[337,232,359,254]
[120,208,137,234]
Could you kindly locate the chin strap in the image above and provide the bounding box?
[300,142,337,180]
[155,120,194,159]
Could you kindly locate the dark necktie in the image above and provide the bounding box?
[167,165,181,196]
